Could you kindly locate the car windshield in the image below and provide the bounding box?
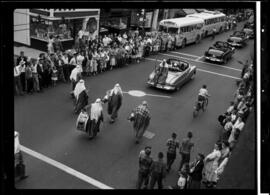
[215,42,227,48]
[232,31,245,37]
[168,60,188,72]
[168,27,178,34]
[159,25,167,33]
[208,49,223,56]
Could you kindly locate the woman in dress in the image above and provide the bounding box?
[203,142,222,188]
[109,47,116,70]
[91,50,98,76]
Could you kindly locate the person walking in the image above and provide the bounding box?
[188,153,205,189]
[103,83,123,123]
[137,146,153,189]
[211,28,217,40]
[128,101,151,144]
[149,152,167,189]
[179,131,194,171]
[166,132,179,172]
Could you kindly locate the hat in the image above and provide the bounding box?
[95,98,101,103]
[145,146,152,150]
[79,79,84,83]
[142,101,147,105]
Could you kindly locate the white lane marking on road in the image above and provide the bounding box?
[145,58,240,80]
[159,53,242,72]
[195,56,205,61]
[169,51,200,58]
[143,131,155,139]
[20,145,114,189]
[122,91,171,99]
[197,68,241,80]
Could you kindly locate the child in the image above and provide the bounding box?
[51,66,58,87]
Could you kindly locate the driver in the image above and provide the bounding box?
[198,85,210,105]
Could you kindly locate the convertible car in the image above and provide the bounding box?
[147,58,196,91]
[204,41,235,64]
[227,31,249,48]
[242,22,254,39]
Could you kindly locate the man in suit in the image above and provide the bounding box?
[188,153,205,189]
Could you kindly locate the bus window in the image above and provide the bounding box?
[180,26,188,33]
[197,23,203,29]
[168,27,178,34]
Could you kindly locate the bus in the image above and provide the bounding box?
[187,11,226,37]
[158,17,204,48]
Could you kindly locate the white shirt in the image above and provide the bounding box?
[32,64,38,73]
[62,56,69,64]
[78,30,84,39]
[14,65,21,77]
[77,55,84,66]
[177,176,186,189]
[233,119,245,131]
[15,131,20,154]
[70,57,77,66]
[199,88,209,97]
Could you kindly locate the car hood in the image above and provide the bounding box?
[229,36,243,42]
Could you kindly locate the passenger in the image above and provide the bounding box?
[154,59,169,85]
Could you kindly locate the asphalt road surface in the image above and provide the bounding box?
[15,21,255,189]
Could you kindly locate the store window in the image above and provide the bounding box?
[30,15,79,41]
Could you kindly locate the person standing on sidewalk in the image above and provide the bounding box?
[137,146,153,189]
[188,153,205,189]
[14,61,23,95]
[31,58,40,92]
[179,131,194,171]
[149,152,167,189]
[166,132,179,172]
[25,58,34,94]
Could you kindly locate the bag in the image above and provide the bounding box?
[76,112,89,132]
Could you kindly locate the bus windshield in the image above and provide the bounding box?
[168,27,178,34]
[159,25,167,33]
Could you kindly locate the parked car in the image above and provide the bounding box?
[227,31,249,48]
[242,22,255,39]
[204,41,235,64]
[147,58,196,91]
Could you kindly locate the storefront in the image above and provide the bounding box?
[29,9,100,51]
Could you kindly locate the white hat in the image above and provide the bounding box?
[142,101,147,105]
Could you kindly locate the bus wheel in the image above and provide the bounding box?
[181,39,186,49]
[195,35,200,44]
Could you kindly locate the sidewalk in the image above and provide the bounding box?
[217,111,255,189]
[14,46,44,59]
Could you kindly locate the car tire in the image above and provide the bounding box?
[190,72,196,80]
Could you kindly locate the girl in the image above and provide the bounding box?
[51,66,58,87]
[110,47,116,70]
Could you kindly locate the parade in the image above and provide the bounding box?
[13,8,256,189]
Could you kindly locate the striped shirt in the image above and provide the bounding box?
[166,138,179,154]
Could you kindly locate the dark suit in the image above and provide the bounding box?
[189,159,204,189]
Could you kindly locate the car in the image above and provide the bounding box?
[242,22,255,39]
[227,31,249,48]
[204,41,235,64]
[147,58,196,91]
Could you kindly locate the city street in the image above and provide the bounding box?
[14,22,255,189]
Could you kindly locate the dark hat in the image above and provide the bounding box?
[145,146,152,150]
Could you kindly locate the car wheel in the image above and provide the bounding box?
[190,72,195,80]
[181,39,186,49]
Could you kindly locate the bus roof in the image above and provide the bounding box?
[187,12,226,20]
[159,17,204,28]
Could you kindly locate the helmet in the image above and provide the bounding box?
[203,85,207,89]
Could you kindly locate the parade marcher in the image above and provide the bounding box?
[128,101,151,144]
[70,65,82,97]
[103,83,123,123]
[149,152,167,189]
[188,153,205,189]
[15,131,28,181]
[74,79,88,114]
[85,98,104,138]
[137,146,153,189]
[179,131,194,171]
[198,84,210,108]
[203,142,222,188]
[176,163,190,189]
[166,132,179,172]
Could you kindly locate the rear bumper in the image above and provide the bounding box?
[204,56,223,63]
[147,81,175,91]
